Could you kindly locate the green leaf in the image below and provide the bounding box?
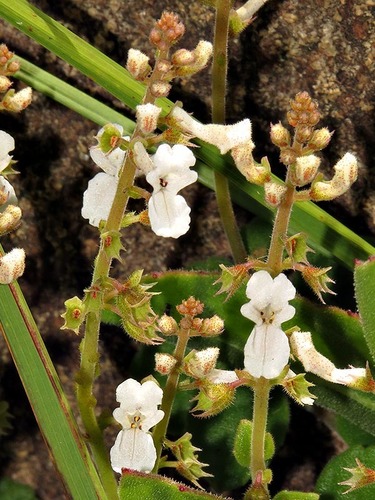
[354,258,375,364]
[317,445,375,499]
[118,470,232,499]
[0,478,37,500]
[335,415,375,448]
[233,419,275,468]
[0,276,107,498]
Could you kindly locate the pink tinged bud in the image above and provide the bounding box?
[0,205,22,234]
[270,122,290,148]
[184,347,220,379]
[157,314,178,335]
[310,152,358,201]
[2,87,32,112]
[309,127,332,150]
[0,75,12,93]
[150,81,171,98]
[171,48,195,66]
[136,103,162,134]
[126,48,150,80]
[155,353,177,375]
[264,181,287,206]
[293,155,321,186]
[0,248,25,284]
[231,144,270,185]
[192,40,213,68]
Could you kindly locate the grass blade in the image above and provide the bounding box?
[0,274,107,499]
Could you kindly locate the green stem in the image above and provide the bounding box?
[76,47,169,495]
[212,0,247,264]
[152,327,191,471]
[266,175,296,275]
[250,377,271,492]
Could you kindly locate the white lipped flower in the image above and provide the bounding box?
[146,144,197,238]
[290,331,368,387]
[183,347,238,383]
[110,378,164,474]
[0,130,15,172]
[171,106,251,154]
[240,271,296,379]
[81,125,129,227]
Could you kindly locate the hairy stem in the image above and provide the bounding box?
[212,0,247,264]
[250,377,271,494]
[152,327,191,471]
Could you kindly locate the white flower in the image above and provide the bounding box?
[146,144,197,238]
[171,107,251,154]
[110,378,164,474]
[290,331,368,387]
[241,271,296,379]
[0,130,15,172]
[184,347,238,383]
[240,271,296,327]
[81,125,129,227]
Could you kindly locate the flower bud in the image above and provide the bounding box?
[136,103,162,134]
[183,347,219,379]
[270,122,290,148]
[231,144,270,186]
[292,155,320,186]
[0,248,25,284]
[0,76,12,93]
[2,87,32,112]
[201,315,224,336]
[309,127,332,150]
[0,205,21,234]
[264,181,287,206]
[171,48,195,66]
[126,48,151,80]
[155,353,177,375]
[150,80,171,98]
[158,314,178,335]
[310,152,358,201]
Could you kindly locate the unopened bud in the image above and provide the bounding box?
[292,155,320,186]
[173,41,213,78]
[280,147,297,166]
[6,60,20,74]
[310,152,358,201]
[2,87,32,112]
[136,103,162,134]
[0,205,22,234]
[156,58,172,74]
[0,247,25,284]
[171,48,195,66]
[270,122,290,148]
[183,347,219,379]
[295,125,313,143]
[158,314,178,335]
[201,315,224,336]
[191,40,213,69]
[309,127,332,150]
[0,76,12,93]
[155,352,177,375]
[126,48,151,80]
[264,181,287,206]
[150,80,171,98]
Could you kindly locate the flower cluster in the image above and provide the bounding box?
[0,130,25,284]
[110,378,164,473]
[240,270,296,379]
[82,124,198,238]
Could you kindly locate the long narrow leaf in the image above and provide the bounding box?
[0,276,107,499]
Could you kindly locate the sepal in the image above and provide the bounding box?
[61,296,86,334]
[190,379,236,418]
[100,230,124,261]
[339,458,375,494]
[299,265,335,303]
[281,371,316,406]
[214,263,251,300]
[163,432,212,488]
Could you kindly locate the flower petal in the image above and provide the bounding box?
[0,130,15,172]
[148,192,191,238]
[206,368,238,384]
[81,172,118,227]
[244,324,290,379]
[0,177,17,212]
[110,428,157,473]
